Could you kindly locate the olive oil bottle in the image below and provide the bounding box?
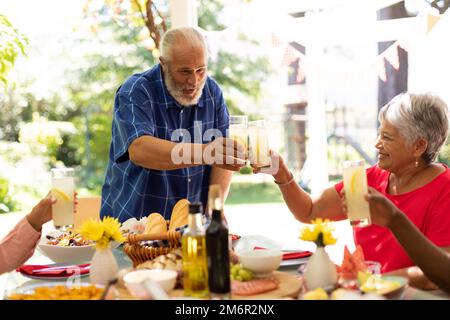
[206,185,231,299]
[181,202,209,299]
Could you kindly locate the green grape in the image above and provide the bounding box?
[238,269,247,277]
[235,275,243,281]
[241,270,253,281]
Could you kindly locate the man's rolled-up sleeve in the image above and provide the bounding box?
[112,87,156,163]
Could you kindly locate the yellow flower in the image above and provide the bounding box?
[78,219,104,242]
[322,230,337,246]
[102,217,125,244]
[78,217,124,249]
[299,226,320,242]
[299,218,337,247]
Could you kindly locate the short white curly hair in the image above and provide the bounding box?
[378,92,450,163]
[159,27,207,62]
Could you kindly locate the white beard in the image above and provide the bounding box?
[164,70,206,107]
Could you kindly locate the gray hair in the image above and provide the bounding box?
[159,27,207,62]
[378,92,450,163]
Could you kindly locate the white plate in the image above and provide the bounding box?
[6,281,103,299]
[232,235,282,253]
[279,256,310,268]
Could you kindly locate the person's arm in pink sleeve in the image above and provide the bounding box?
[0,217,41,274]
[0,197,55,275]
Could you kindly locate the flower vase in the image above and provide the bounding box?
[90,246,119,286]
[303,246,337,291]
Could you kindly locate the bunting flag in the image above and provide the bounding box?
[272,12,443,83]
[427,14,441,34]
[272,33,306,83]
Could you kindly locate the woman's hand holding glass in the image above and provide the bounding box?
[340,187,400,228]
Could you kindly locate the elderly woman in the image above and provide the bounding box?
[259,93,450,289]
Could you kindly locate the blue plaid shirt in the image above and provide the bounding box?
[100,64,229,222]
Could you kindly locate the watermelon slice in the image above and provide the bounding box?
[336,245,367,279]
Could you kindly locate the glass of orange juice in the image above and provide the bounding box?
[51,168,75,230]
[342,160,371,227]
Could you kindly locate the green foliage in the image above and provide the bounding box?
[225,182,284,205]
[0,14,28,87]
[0,175,17,213]
[438,140,450,166]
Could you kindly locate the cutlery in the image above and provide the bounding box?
[101,278,118,300]
[32,265,90,274]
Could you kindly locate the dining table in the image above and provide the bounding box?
[1,244,449,300]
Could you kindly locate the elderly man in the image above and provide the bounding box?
[100,27,245,222]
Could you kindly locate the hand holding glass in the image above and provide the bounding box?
[228,115,249,169]
[342,160,371,227]
[228,115,248,154]
[248,120,271,168]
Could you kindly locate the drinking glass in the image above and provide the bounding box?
[342,160,371,227]
[51,168,75,230]
[248,120,271,168]
[228,115,249,172]
[228,115,248,152]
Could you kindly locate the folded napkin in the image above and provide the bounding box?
[253,246,312,260]
[17,264,90,277]
[230,234,241,241]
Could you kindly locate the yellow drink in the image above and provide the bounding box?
[51,168,75,230]
[342,160,371,227]
[229,126,248,152]
[248,120,271,168]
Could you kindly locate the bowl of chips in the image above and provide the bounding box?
[37,230,96,263]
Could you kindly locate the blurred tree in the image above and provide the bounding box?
[0,14,28,87]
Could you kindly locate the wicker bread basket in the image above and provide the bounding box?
[123,199,190,267]
[124,230,183,267]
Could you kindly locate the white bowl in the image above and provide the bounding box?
[123,269,177,299]
[37,238,96,263]
[237,249,283,277]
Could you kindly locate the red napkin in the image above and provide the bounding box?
[17,264,90,277]
[230,234,241,241]
[253,246,312,260]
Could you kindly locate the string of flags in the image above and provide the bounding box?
[271,14,442,83]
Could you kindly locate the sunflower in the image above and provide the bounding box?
[299,218,337,247]
[78,217,124,249]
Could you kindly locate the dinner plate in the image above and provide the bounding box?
[232,235,282,253]
[18,263,90,280]
[279,256,310,268]
[6,281,104,300]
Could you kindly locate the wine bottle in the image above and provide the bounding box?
[206,185,231,299]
